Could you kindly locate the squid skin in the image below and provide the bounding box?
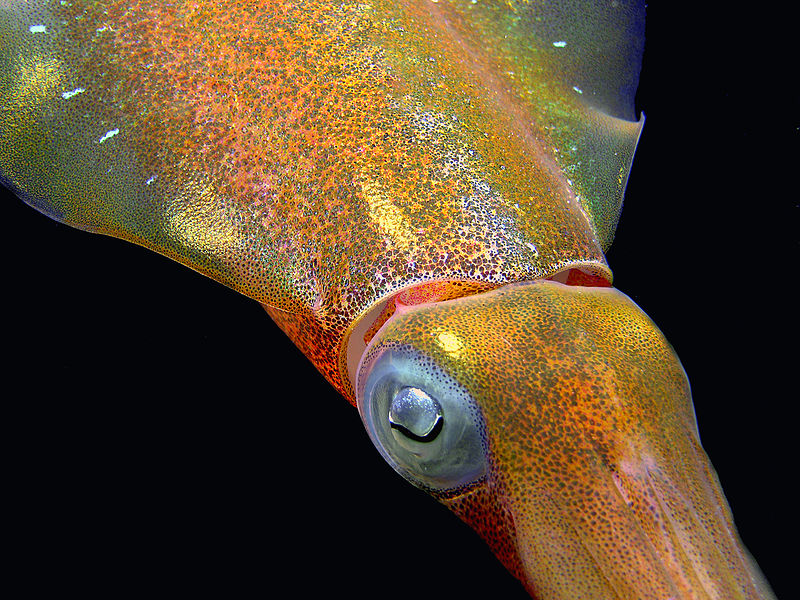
[5,182,788,599]
[0,1,788,600]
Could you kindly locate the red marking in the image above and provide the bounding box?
[550,268,612,287]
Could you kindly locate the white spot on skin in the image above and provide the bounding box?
[98,128,119,143]
[435,329,464,357]
[145,176,156,185]
[552,40,567,48]
[572,86,583,94]
[61,87,85,99]
[29,24,47,33]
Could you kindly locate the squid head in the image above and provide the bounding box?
[356,281,775,599]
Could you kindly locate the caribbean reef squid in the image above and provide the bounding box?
[0,0,778,598]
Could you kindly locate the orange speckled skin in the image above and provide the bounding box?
[5,1,775,598]
[0,0,641,402]
[359,281,775,599]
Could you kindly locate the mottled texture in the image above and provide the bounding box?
[1,3,781,598]
[1,0,642,399]
[359,281,775,599]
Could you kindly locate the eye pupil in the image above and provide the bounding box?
[388,387,443,442]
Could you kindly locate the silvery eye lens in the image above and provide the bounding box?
[388,387,443,446]
[357,347,488,492]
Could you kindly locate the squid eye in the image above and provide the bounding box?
[356,346,488,492]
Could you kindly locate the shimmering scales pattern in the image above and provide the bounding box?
[363,281,773,599]
[1,1,642,399]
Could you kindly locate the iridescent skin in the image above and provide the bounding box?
[0,1,777,598]
[0,0,641,399]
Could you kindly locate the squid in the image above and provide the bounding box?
[1,1,781,598]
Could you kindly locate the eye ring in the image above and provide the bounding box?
[356,345,488,492]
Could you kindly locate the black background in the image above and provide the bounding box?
[4,3,795,598]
